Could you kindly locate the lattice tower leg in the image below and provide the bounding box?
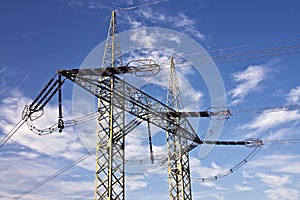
[94,76,125,200]
[167,122,192,200]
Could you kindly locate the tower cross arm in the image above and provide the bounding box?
[58,68,201,145]
[58,59,159,77]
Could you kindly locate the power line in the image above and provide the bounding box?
[0,118,27,149]
[228,104,300,116]
[154,42,300,70]
[116,0,169,11]
[187,37,300,56]
[192,146,262,182]
[11,153,92,200]
[263,138,300,145]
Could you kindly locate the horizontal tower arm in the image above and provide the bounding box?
[59,68,201,145]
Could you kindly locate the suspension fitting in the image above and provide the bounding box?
[245,138,263,148]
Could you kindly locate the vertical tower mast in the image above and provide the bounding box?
[166,57,192,200]
[102,10,123,68]
[94,11,125,200]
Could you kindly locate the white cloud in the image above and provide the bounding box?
[256,172,291,187]
[265,187,299,200]
[189,156,229,190]
[240,109,300,136]
[235,184,253,191]
[213,194,226,200]
[277,163,300,174]
[125,122,167,176]
[0,91,86,158]
[0,90,96,199]
[129,28,181,49]
[49,180,93,194]
[248,154,300,175]
[129,29,161,49]
[18,151,40,159]
[123,31,204,112]
[0,66,14,95]
[264,127,295,142]
[286,85,300,104]
[0,153,94,200]
[238,80,300,138]
[125,7,206,41]
[150,66,204,110]
[129,19,143,28]
[229,65,266,105]
[244,153,300,199]
[126,175,148,191]
[68,0,84,7]
[0,65,8,74]
[67,0,114,11]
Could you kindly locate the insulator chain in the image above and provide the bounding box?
[207,107,232,120]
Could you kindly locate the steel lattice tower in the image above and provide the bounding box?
[166,57,192,200]
[93,11,194,200]
[12,8,264,200]
[94,11,125,200]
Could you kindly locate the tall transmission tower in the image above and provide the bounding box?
[94,11,125,200]
[7,9,264,200]
[166,57,192,200]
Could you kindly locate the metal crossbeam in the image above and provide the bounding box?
[59,70,201,145]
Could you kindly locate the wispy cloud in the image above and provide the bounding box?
[67,0,115,11]
[255,173,299,200]
[124,7,206,41]
[238,83,300,137]
[68,0,85,7]
[256,172,291,187]
[235,184,253,191]
[189,156,228,190]
[265,187,299,200]
[126,175,148,191]
[244,153,300,200]
[0,65,8,74]
[241,110,300,136]
[0,152,94,199]
[229,64,267,106]
[123,29,204,110]
[129,28,181,49]
[0,90,95,199]
[0,92,86,159]
[286,85,300,104]
[248,154,300,175]
[0,66,14,96]
[213,195,226,200]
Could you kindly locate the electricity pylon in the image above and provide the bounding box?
[166,57,192,200]
[10,9,264,200]
[59,33,199,200]
[94,11,125,200]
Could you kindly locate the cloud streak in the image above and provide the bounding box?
[124,7,206,41]
[229,65,267,106]
[241,110,300,135]
[0,90,95,199]
[244,153,300,200]
[286,85,300,104]
[238,84,300,138]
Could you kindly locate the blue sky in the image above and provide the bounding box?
[1,0,300,200]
